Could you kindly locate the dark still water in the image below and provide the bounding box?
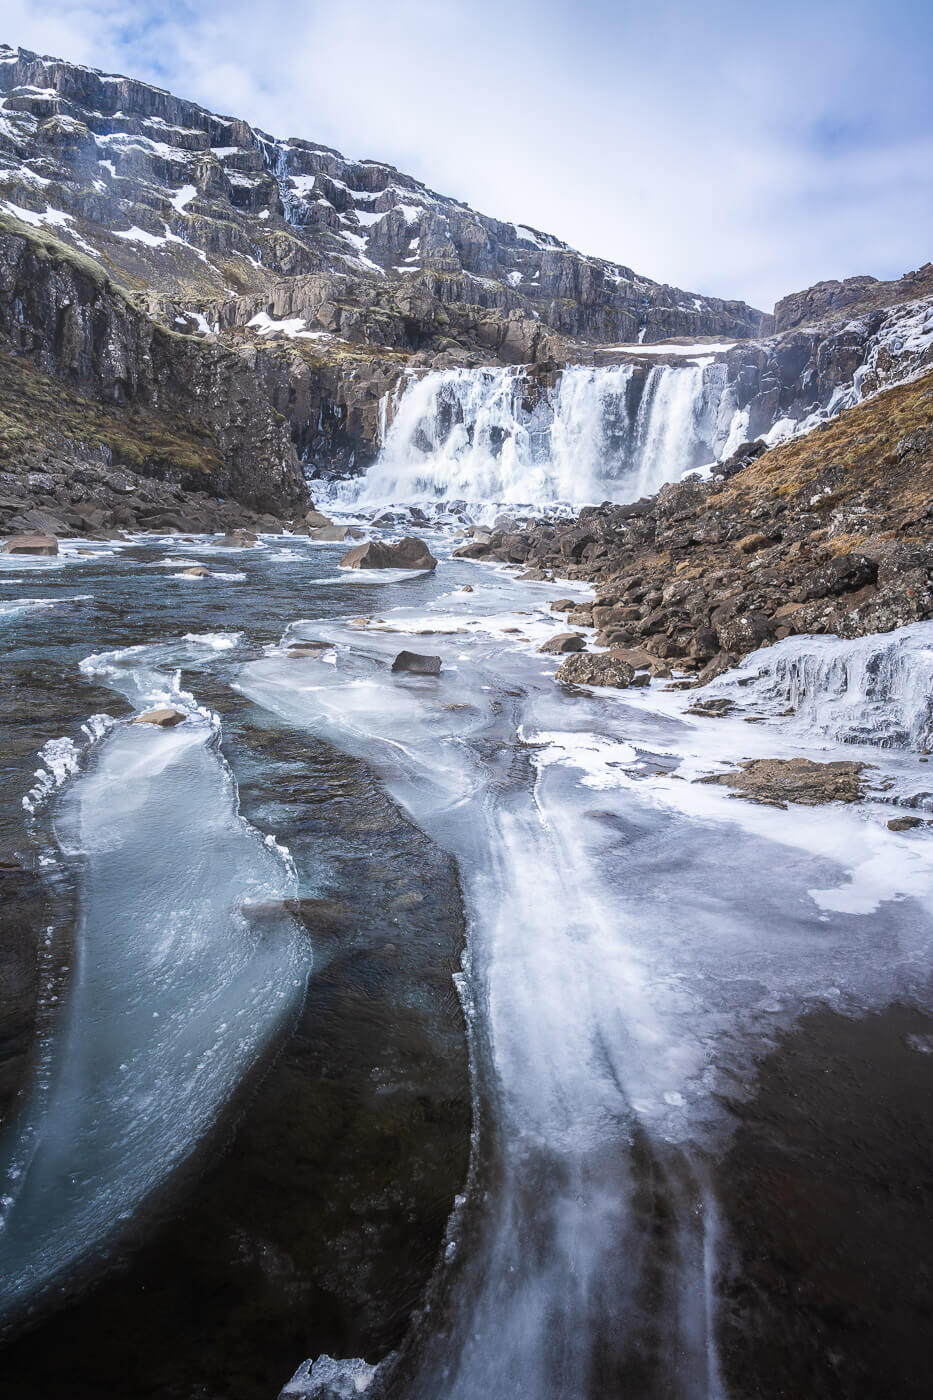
[0,528,931,1399]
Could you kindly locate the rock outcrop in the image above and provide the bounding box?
[0,218,305,516]
[697,758,870,807]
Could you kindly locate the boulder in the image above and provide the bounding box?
[305,509,333,528]
[796,553,878,601]
[555,652,636,688]
[309,524,352,541]
[391,650,442,675]
[132,707,186,728]
[1,534,58,556]
[340,537,438,571]
[452,541,493,559]
[539,633,585,654]
[181,565,210,578]
[716,611,773,655]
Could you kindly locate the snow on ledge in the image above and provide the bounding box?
[246,311,331,340]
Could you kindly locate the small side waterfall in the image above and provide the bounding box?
[708,622,933,751]
[346,362,747,506]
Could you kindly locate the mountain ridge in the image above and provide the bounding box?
[0,41,769,352]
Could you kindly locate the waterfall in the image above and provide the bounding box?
[347,363,745,507]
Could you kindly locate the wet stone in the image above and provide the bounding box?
[391,650,442,676]
[132,707,187,728]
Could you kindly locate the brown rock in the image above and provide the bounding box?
[132,707,186,728]
[212,529,257,548]
[697,757,871,807]
[539,633,585,654]
[340,537,438,571]
[2,534,58,556]
[181,565,210,578]
[887,816,924,832]
[309,524,361,541]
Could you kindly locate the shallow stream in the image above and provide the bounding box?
[0,523,931,1398]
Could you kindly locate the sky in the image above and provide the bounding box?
[1,0,931,311]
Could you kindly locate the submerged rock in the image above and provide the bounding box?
[697,757,871,807]
[340,537,438,571]
[555,651,636,688]
[212,529,257,548]
[310,525,355,542]
[132,707,187,728]
[391,650,442,675]
[2,534,58,555]
[181,565,210,578]
[539,633,585,654]
[286,641,334,659]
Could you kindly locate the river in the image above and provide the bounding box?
[0,520,931,1399]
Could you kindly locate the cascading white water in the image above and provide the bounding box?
[344,363,746,506]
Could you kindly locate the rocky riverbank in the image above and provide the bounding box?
[457,368,933,683]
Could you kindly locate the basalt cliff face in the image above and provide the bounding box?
[0,41,930,523]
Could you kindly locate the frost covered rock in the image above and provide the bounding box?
[555,651,636,688]
[279,1355,378,1400]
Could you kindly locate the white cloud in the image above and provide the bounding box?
[2,0,930,310]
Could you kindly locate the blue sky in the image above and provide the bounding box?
[2,0,931,310]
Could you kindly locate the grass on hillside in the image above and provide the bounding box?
[719,370,933,518]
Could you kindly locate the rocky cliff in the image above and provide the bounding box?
[0,41,929,515]
[0,213,307,533]
[0,43,769,352]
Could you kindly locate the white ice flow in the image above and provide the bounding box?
[0,634,307,1318]
[236,556,933,1400]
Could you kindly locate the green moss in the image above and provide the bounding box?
[0,211,133,304]
[0,343,222,476]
